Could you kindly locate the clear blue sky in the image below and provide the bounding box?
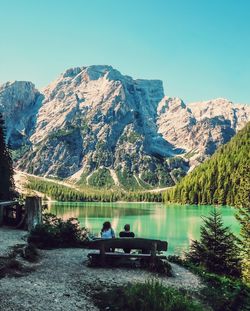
[0,0,249,103]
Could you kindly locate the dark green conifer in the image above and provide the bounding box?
[0,113,15,200]
[187,209,241,277]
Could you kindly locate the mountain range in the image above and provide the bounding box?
[0,65,249,190]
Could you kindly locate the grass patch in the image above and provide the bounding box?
[93,279,204,311]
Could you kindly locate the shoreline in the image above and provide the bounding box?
[44,199,234,207]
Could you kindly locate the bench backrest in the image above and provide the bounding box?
[87,238,168,251]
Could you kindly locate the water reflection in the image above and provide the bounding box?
[47,202,240,255]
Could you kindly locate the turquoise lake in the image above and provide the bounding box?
[47,202,240,255]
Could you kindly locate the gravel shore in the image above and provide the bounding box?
[0,228,203,311]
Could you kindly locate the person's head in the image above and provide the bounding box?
[124,224,130,232]
[102,221,111,232]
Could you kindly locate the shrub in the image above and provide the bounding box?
[28,213,88,248]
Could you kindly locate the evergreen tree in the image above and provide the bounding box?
[235,164,250,284]
[0,113,15,200]
[187,210,241,277]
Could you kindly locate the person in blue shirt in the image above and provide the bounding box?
[101,221,115,239]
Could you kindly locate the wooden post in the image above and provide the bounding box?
[26,196,42,231]
[0,206,3,226]
[150,242,157,266]
[15,203,23,225]
[100,243,106,266]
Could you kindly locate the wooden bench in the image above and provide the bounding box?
[87,238,168,266]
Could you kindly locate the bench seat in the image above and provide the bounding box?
[86,238,168,266]
[88,252,167,259]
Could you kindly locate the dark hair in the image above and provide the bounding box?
[124,224,130,231]
[102,221,111,232]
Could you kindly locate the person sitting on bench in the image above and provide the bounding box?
[119,224,135,253]
[101,221,115,239]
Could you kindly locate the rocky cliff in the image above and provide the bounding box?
[0,66,249,189]
[157,97,250,170]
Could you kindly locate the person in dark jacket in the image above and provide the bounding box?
[119,224,135,253]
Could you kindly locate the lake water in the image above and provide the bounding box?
[47,202,240,255]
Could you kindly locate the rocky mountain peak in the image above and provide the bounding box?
[0,66,249,189]
[0,81,38,108]
[157,96,187,114]
[0,81,41,146]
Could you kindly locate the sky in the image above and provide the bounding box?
[0,0,249,103]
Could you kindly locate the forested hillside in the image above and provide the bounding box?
[164,122,250,205]
[26,177,163,202]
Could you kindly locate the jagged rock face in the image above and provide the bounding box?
[1,66,249,189]
[157,97,250,168]
[0,81,42,150]
[13,66,182,188]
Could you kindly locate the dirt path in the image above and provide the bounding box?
[0,229,203,311]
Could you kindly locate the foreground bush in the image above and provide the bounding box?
[28,213,88,248]
[199,272,250,311]
[168,256,250,311]
[235,166,250,285]
[93,279,204,311]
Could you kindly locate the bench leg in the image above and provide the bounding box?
[100,245,106,267]
[150,242,157,266]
